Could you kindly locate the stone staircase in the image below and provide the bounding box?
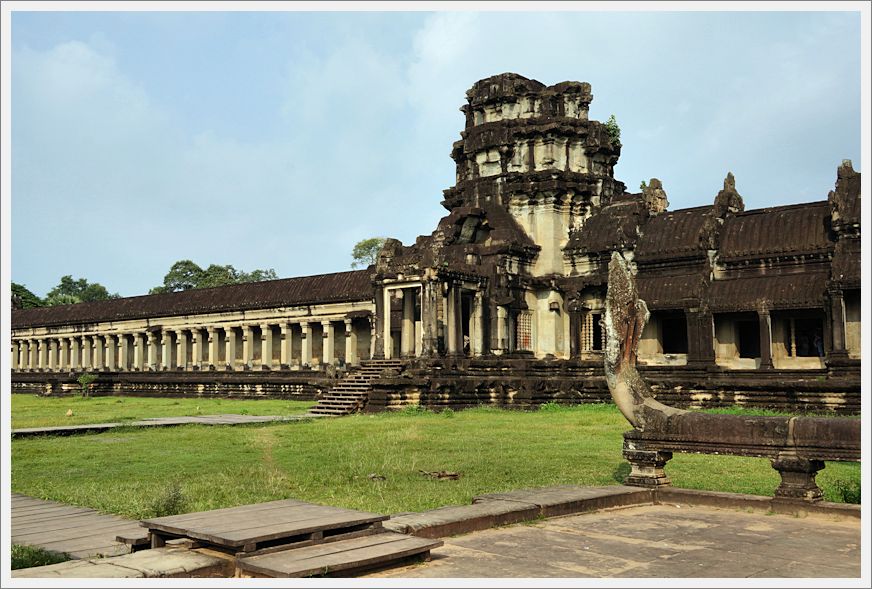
[309,359,406,416]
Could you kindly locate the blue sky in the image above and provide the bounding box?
[9,9,862,298]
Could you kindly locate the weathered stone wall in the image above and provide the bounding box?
[11,371,330,400]
[366,359,860,415]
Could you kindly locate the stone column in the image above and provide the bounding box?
[344,319,357,366]
[300,322,312,367]
[280,322,292,369]
[11,341,20,370]
[225,327,237,371]
[105,335,116,371]
[373,286,385,359]
[495,306,508,355]
[191,329,202,370]
[446,284,463,356]
[47,339,58,371]
[27,339,37,371]
[161,330,173,370]
[401,288,415,357]
[119,334,130,371]
[260,323,273,370]
[37,339,47,371]
[147,332,158,371]
[69,338,80,371]
[58,338,69,371]
[322,321,334,366]
[473,291,486,356]
[686,310,715,367]
[828,290,848,359]
[241,325,253,370]
[175,329,188,370]
[18,340,27,370]
[133,333,144,371]
[207,327,218,370]
[81,337,93,370]
[758,309,773,369]
[92,335,104,370]
[382,288,393,360]
[421,281,440,357]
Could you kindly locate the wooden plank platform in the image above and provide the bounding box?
[11,493,148,559]
[236,532,443,577]
[141,499,388,553]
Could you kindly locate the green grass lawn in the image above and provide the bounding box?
[11,394,314,429]
[11,404,860,520]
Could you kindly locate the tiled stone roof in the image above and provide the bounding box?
[719,202,833,261]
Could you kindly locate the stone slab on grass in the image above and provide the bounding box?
[13,546,230,578]
[385,500,540,539]
[473,485,653,518]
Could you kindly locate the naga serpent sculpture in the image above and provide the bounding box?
[603,251,860,501]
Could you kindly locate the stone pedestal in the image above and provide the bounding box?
[623,448,673,488]
[771,453,824,502]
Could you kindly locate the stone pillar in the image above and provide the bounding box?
[260,323,273,370]
[383,288,393,360]
[300,322,312,367]
[27,339,37,371]
[828,290,848,360]
[119,334,130,371]
[771,452,825,502]
[446,284,463,356]
[473,291,486,356]
[686,310,716,367]
[241,325,253,370]
[322,321,334,366]
[401,289,415,357]
[191,329,202,370]
[81,337,93,370]
[105,335,116,371]
[225,327,237,371]
[147,332,158,371]
[207,327,218,370]
[37,339,47,371]
[161,330,173,370]
[758,309,773,369]
[344,319,357,366]
[58,338,69,371]
[421,281,440,357]
[18,340,27,370]
[280,322,292,369]
[622,445,673,488]
[92,335,104,370]
[69,338,80,371]
[133,333,144,371]
[175,329,188,370]
[47,339,58,371]
[373,286,385,359]
[11,341,20,370]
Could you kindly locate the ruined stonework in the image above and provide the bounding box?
[11,74,861,413]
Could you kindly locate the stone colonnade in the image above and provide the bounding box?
[12,317,368,373]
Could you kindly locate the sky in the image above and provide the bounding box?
[6,7,864,298]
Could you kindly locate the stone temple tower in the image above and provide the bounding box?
[442,73,625,276]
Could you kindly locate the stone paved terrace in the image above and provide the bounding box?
[369,504,861,578]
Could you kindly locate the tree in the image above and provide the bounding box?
[150,261,279,293]
[12,283,43,309]
[351,238,387,269]
[44,275,119,305]
[604,114,621,145]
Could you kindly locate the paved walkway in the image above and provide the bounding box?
[11,493,147,559]
[370,504,861,578]
[12,413,322,437]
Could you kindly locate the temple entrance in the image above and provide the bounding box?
[461,294,473,356]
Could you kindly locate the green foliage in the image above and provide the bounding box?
[148,481,187,517]
[351,237,387,269]
[45,275,119,305]
[831,478,860,504]
[150,260,279,294]
[398,404,430,416]
[604,114,621,145]
[76,373,98,398]
[11,283,44,309]
[639,180,648,191]
[537,401,566,412]
[11,545,70,570]
[441,408,455,418]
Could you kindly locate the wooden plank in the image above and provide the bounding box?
[141,499,310,527]
[14,521,143,543]
[12,509,98,524]
[237,533,442,578]
[215,513,387,544]
[14,514,133,534]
